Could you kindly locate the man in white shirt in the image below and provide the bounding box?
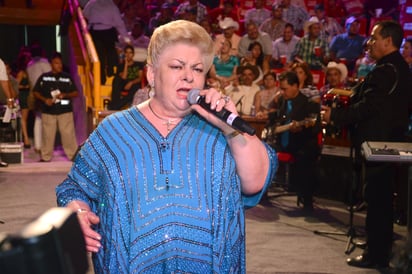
[272,23,300,67]
[225,65,261,115]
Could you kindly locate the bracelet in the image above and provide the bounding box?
[224,130,240,140]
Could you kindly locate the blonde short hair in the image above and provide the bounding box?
[147,20,214,71]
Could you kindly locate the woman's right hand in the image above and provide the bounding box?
[67,201,102,253]
[77,210,102,253]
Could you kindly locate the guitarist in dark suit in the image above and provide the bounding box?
[270,71,321,213]
[322,21,411,269]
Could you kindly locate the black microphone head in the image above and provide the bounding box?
[187,89,201,105]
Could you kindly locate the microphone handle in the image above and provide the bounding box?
[197,98,256,136]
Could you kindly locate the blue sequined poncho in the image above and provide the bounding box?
[56,107,277,273]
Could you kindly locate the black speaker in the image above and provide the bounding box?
[0,208,89,274]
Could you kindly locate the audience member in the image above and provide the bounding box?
[322,21,411,269]
[313,3,343,43]
[259,4,287,42]
[109,45,144,110]
[238,21,272,62]
[148,3,174,35]
[401,38,412,72]
[127,19,150,63]
[271,70,321,213]
[199,18,215,40]
[213,17,241,56]
[32,52,79,162]
[208,39,240,88]
[290,61,313,89]
[278,0,310,36]
[329,16,366,74]
[15,50,32,148]
[56,20,275,273]
[208,0,239,33]
[225,65,261,115]
[244,0,271,27]
[26,44,51,153]
[364,0,399,29]
[340,0,364,18]
[83,0,131,85]
[272,23,300,68]
[174,0,208,23]
[319,61,348,97]
[241,41,270,85]
[290,61,320,102]
[254,71,279,118]
[120,2,140,32]
[324,0,347,26]
[353,46,375,81]
[292,16,330,70]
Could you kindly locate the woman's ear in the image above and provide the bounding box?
[146,64,154,86]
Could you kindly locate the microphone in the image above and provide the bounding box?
[187,89,256,136]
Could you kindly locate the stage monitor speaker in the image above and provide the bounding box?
[0,207,89,274]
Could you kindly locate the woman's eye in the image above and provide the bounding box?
[170,65,182,70]
[194,68,204,73]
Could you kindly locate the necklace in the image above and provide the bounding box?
[148,102,179,132]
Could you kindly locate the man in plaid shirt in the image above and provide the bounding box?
[292,16,330,70]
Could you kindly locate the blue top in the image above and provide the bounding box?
[330,33,366,64]
[56,107,277,273]
[213,55,240,77]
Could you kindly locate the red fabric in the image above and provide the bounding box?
[277,152,295,163]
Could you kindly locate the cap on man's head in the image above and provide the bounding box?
[345,16,359,29]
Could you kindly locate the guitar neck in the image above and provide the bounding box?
[274,120,313,134]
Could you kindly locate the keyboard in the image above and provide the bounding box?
[362,141,412,162]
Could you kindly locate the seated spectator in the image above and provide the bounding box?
[290,61,320,103]
[290,61,313,89]
[329,16,366,74]
[364,0,399,30]
[244,0,271,27]
[238,21,273,62]
[208,39,240,88]
[292,16,329,70]
[129,19,150,63]
[240,41,270,85]
[259,4,287,42]
[313,3,343,43]
[208,0,240,33]
[319,61,348,97]
[254,71,280,118]
[108,45,144,110]
[324,0,347,26]
[199,18,215,40]
[401,38,412,72]
[278,0,310,36]
[354,47,375,82]
[213,17,241,56]
[272,23,300,68]
[148,3,174,35]
[224,65,261,115]
[174,0,208,23]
